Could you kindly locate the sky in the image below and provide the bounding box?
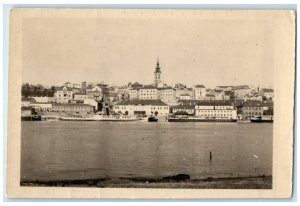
[21,10,277,88]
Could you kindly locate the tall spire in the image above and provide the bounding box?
[155,58,161,73]
[154,58,162,85]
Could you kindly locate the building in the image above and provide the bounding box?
[175,87,194,100]
[242,100,264,118]
[21,97,36,107]
[232,85,251,99]
[113,99,169,116]
[21,107,33,117]
[172,105,195,115]
[138,85,159,100]
[73,92,89,100]
[129,89,139,99]
[158,87,176,103]
[179,94,192,100]
[54,86,74,103]
[154,59,162,85]
[195,101,237,120]
[194,85,206,100]
[86,85,102,101]
[63,82,73,88]
[52,103,94,113]
[260,88,274,100]
[215,86,233,91]
[31,96,55,103]
[30,102,52,111]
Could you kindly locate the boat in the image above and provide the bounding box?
[250,116,273,123]
[148,116,158,122]
[93,114,139,121]
[21,115,42,121]
[60,114,139,121]
[167,116,237,122]
[60,114,95,121]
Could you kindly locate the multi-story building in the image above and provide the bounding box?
[86,85,102,101]
[194,84,206,100]
[232,85,251,99]
[113,99,169,116]
[242,100,264,118]
[179,94,192,100]
[54,86,74,103]
[195,101,237,120]
[52,103,94,113]
[158,87,176,103]
[260,88,274,100]
[129,89,139,99]
[175,87,194,100]
[73,92,89,100]
[138,85,159,100]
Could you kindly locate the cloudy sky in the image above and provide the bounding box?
[21,10,279,88]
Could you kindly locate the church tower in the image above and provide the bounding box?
[154,59,162,85]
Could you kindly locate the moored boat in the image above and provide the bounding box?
[167,116,237,122]
[250,116,273,123]
[148,116,158,122]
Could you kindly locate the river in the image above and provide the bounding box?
[21,121,272,181]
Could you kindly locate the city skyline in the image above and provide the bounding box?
[22,11,277,88]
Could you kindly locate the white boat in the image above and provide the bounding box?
[92,114,139,121]
[59,114,139,121]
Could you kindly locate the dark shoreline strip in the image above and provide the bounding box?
[20,175,272,189]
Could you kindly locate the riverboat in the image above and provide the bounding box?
[148,116,158,122]
[167,116,237,122]
[250,116,273,123]
[60,114,139,121]
[21,115,42,121]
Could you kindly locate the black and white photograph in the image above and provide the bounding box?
[6,8,295,198]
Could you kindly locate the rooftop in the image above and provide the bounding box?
[53,103,93,107]
[195,84,205,88]
[172,105,195,109]
[196,100,234,106]
[262,88,274,93]
[115,99,168,106]
[243,100,264,107]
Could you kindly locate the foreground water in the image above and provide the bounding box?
[21,121,272,181]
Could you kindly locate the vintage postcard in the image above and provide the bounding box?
[6,9,295,198]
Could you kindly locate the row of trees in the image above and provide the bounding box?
[22,83,57,98]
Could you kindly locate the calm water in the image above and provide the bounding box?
[21,121,273,181]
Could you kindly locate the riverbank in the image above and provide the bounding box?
[21,175,272,189]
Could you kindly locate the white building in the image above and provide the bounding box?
[175,88,194,100]
[83,99,98,111]
[30,102,52,111]
[194,85,206,100]
[195,101,237,120]
[158,87,176,103]
[73,93,89,100]
[138,85,159,100]
[232,85,251,99]
[54,86,74,103]
[129,89,139,99]
[114,99,169,116]
[179,94,192,100]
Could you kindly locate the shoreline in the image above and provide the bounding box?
[20,175,272,189]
